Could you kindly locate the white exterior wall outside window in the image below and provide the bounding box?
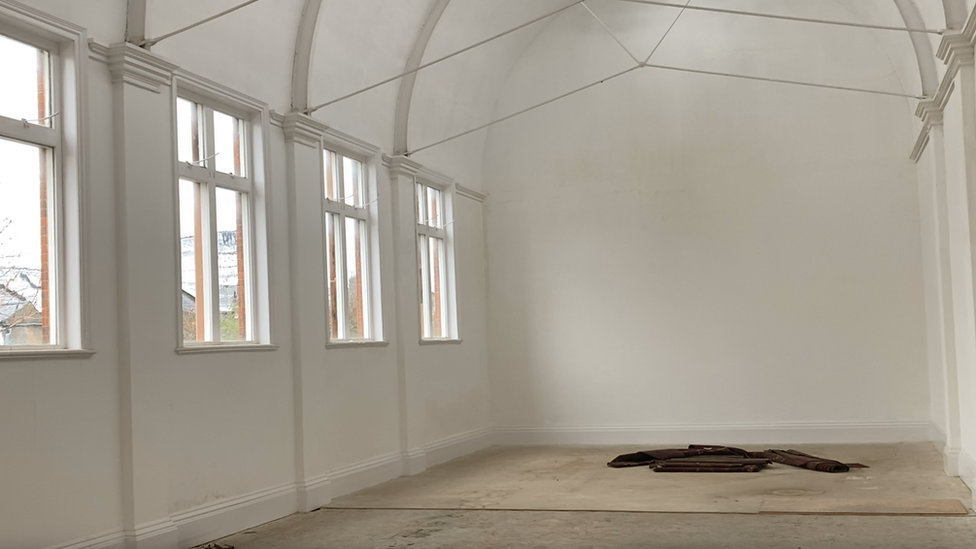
[174,81,272,349]
[416,177,458,341]
[323,148,375,341]
[0,5,87,355]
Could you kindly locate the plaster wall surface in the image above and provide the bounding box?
[916,142,950,439]
[0,0,970,547]
[0,58,124,549]
[0,5,492,547]
[483,11,931,432]
[942,85,976,464]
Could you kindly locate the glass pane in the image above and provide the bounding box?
[427,187,443,228]
[324,150,338,201]
[428,236,447,338]
[178,179,206,343]
[0,137,53,346]
[215,187,249,342]
[344,217,367,339]
[418,234,431,338]
[176,98,201,164]
[213,110,244,177]
[416,183,426,226]
[325,212,339,340]
[0,34,50,126]
[342,156,364,208]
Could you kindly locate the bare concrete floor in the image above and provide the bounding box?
[222,509,976,549]
[328,443,972,515]
[218,444,976,548]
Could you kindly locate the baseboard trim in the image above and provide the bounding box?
[48,529,125,549]
[402,448,428,476]
[171,482,296,549]
[54,423,943,549]
[123,518,179,549]
[328,451,405,500]
[494,421,935,446]
[296,473,332,513]
[930,422,948,447]
[960,449,976,508]
[425,428,494,468]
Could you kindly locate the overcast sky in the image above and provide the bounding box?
[0,34,46,272]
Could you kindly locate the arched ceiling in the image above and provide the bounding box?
[398,0,955,186]
[25,0,966,184]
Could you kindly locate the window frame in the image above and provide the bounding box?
[172,72,275,353]
[0,2,90,358]
[414,169,460,343]
[320,129,385,347]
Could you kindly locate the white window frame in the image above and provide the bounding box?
[172,72,275,353]
[0,1,91,358]
[415,168,460,343]
[321,128,385,347]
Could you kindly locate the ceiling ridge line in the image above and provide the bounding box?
[305,1,584,114]
[612,0,944,34]
[408,62,927,156]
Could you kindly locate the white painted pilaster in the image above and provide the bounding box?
[282,112,333,511]
[108,42,180,549]
[385,155,428,474]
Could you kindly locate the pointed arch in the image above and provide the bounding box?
[124,0,151,44]
[893,0,940,97]
[291,0,323,112]
[393,0,452,155]
[943,0,968,29]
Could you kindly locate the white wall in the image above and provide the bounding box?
[915,133,950,441]
[483,8,932,440]
[0,56,124,549]
[0,3,493,548]
[3,0,975,547]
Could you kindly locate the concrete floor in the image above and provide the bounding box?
[218,444,976,548]
[223,509,976,549]
[328,443,972,515]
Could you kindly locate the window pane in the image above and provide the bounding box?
[344,217,367,339]
[426,186,443,228]
[176,99,201,164]
[0,34,50,126]
[0,138,53,346]
[213,110,244,177]
[418,234,431,338]
[343,156,364,208]
[429,236,447,338]
[216,187,249,342]
[324,150,338,201]
[179,179,207,342]
[416,183,426,226]
[325,212,340,340]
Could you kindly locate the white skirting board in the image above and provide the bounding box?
[961,449,976,508]
[46,428,494,549]
[493,421,936,446]
[170,483,297,549]
[45,529,126,549]
[46,422,944,549]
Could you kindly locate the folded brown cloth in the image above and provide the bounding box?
[654,464,764,473]
[608,446,866,473]
[754,449,868,473]
[607,445,751,468]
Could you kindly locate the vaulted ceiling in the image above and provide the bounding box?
[29,0,968,184]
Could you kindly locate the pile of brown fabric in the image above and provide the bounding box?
[608,445,867,473]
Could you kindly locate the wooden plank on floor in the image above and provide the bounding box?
[759,497,970,516]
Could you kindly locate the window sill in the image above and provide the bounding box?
[0,348,96,360]
[418,338,463,346]
[175,344,279,355]
[326,340,390,350]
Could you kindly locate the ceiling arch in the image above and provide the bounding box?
[387,0,951,159]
